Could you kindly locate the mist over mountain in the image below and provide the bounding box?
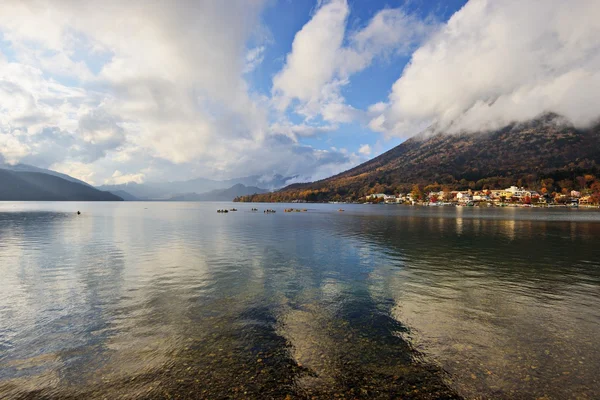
[97,182,170,201]
[167,184,268,202]
[236,114,600,202]
[108,190,139,201]
[98,174,292,201]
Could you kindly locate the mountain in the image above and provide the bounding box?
[0,169,123,201]
[97,182,169,200]
[0,163,93,187]
[108,190,139,201]
[147,178,225,197]
[168,184,268,201]
[98,174,293,200]
[222,174,294,191]
[148,174,294,195]
[236,114,600,202]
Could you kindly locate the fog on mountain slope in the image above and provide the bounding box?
[238,114,600,202]
[167,184,269,202]
[373,0,600,137]
[98,174,292,201]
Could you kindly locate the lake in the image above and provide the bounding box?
[0,202,599,399]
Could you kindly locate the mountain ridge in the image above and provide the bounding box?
[0,168,123,201]
[167,184,268,201]
[98,174,293,200]
[0,163,93,187]
[235,115,600,202]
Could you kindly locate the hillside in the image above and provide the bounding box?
[109,190,140,201]
[0,169,123,201]
[98,182,168,200]
[236,115,600,202]
[0,163,93,187]
[168,184,268,201]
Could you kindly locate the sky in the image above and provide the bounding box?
[0,0,599,186]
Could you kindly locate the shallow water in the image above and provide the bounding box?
[0,202,599,399]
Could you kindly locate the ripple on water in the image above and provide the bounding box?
[0,203,599,399]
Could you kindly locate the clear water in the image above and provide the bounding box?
[0,202,599,399]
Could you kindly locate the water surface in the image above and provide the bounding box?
[0,202,599,399]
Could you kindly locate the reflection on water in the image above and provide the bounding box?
[0,202,599,399]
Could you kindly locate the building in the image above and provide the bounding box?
[503,186,539,199]
[383,194,397,203]
[579,195,594,205]
[456,192,472,203]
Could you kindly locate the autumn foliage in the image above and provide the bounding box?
[236,115,600,204]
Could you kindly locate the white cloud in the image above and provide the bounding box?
[272,0,435,123]
[0,132,30,164]
[358,144,372,156]
[374,0,600,137]
[270,120,338,141]
[104,170,145,185]
[77,109,125,158]
[50,161,97,184]
[0,0,359,184]
[244,46,266,73]
[272,0,349,112]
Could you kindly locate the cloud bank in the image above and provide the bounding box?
[0,0,362,184]
[372,0,600,137]
[1,0,599,186]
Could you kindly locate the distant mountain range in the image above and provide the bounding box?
[236,114,600,202]
[0,163,289,202]
[167,184,268,201]
[98,174,293,201]
[0,167,122,201]
[108,189,140,201]
[4,114,600,204]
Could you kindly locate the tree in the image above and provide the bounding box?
[442,187,452,201]
[585,174,595,184]
[411,185,424,201]
[591,181,600,198]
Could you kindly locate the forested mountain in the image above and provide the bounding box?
[236,114,600,202]
[0,169,123,201]
[0,163,93,187]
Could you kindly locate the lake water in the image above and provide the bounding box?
[0,202,599,399]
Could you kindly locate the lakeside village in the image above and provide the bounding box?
[236,175,600,206]
[357,186,599,208]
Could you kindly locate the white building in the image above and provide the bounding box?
[384,194,397,203]
[505,186,538,198]
[366,193,386,200]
